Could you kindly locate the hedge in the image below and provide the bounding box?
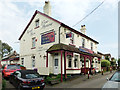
[101,59,111,67]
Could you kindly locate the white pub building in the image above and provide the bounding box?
[19,1,101,82]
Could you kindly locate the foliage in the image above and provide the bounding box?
[101,60,111,67]
[105,56,110,61]
[118,58,120,67]
[110,60,116,66]
[0,40,13,58]
[2,78,6,90]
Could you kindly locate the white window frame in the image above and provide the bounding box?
[35,19,39,27]
[82,38,85,48]
[21,58,24,65]
[32,37,36,48]
[32,56,35,68]
[91,42,93,50]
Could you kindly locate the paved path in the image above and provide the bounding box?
[45,71,115,88]
[0,73,2,90]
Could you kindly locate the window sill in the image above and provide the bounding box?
[34,26,39,29]
[31,47,36,49]
[69,44,76,47]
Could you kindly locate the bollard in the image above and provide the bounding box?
[102,68,103,75]
[110,67,112,73]
[88,70,89,79]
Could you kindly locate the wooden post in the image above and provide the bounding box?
[65,51,67,79]
[61,51,63,82]
[84,56,86,75]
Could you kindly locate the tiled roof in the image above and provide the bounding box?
[47,43,101,58]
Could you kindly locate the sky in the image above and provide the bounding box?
[0,0,118,59]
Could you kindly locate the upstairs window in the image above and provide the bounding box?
[91,42,93,50]
[82,38,85,48]
[35,19,39,27]
[32,37,36,48]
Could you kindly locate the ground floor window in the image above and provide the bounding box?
[32,56,35,67]
[74,55,78,67]
[68,55,72,68]
[21,58,24,65]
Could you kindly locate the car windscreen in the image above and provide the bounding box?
[25,73,40,79]
[109,72,120,82]
[7,65,20,70]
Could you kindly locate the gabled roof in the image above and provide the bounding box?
[19,10,99,44]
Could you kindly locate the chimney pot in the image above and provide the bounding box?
[80,25,86,34]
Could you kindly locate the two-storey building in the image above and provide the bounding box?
[19,1,101,81]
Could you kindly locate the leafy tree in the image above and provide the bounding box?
[101,59,111,67]
[105,56,110,61]
[0,40,13,58]
[118,58,120,67]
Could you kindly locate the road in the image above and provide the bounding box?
[5,71,115,89]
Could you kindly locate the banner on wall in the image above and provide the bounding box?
[66,32,72,38]
[41,31,55,45]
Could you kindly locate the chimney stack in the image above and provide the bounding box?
[80,25,86,34]
[43,1,51,16]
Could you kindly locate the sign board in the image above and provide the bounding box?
[41,32,55,45]
[66,32,72,38]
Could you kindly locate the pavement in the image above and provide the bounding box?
[0,72,2,90]
[45,70,116,88]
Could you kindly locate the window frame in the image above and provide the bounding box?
[32,37,36,48]
[35,19,39,27]
[32,56,35,68]
[82,38,85,48]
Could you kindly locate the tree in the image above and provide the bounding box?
[0,40,13,58]
[118,58,120,67]
[105,56,110,61]
[101,59,111,67]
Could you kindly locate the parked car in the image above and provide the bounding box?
[2,64,21,78]
[9,70,45,90]
[102,70,120,89]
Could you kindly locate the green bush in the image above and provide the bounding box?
[101,60,111,67]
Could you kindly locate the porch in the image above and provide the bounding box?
[46,43,101,82]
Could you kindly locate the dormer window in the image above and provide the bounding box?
[35,19,39,28]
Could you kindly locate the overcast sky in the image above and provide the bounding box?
[0,0,118,59]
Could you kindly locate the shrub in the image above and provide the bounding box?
[101,60,111,67]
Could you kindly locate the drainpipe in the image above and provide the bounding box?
[59,25,62,44]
